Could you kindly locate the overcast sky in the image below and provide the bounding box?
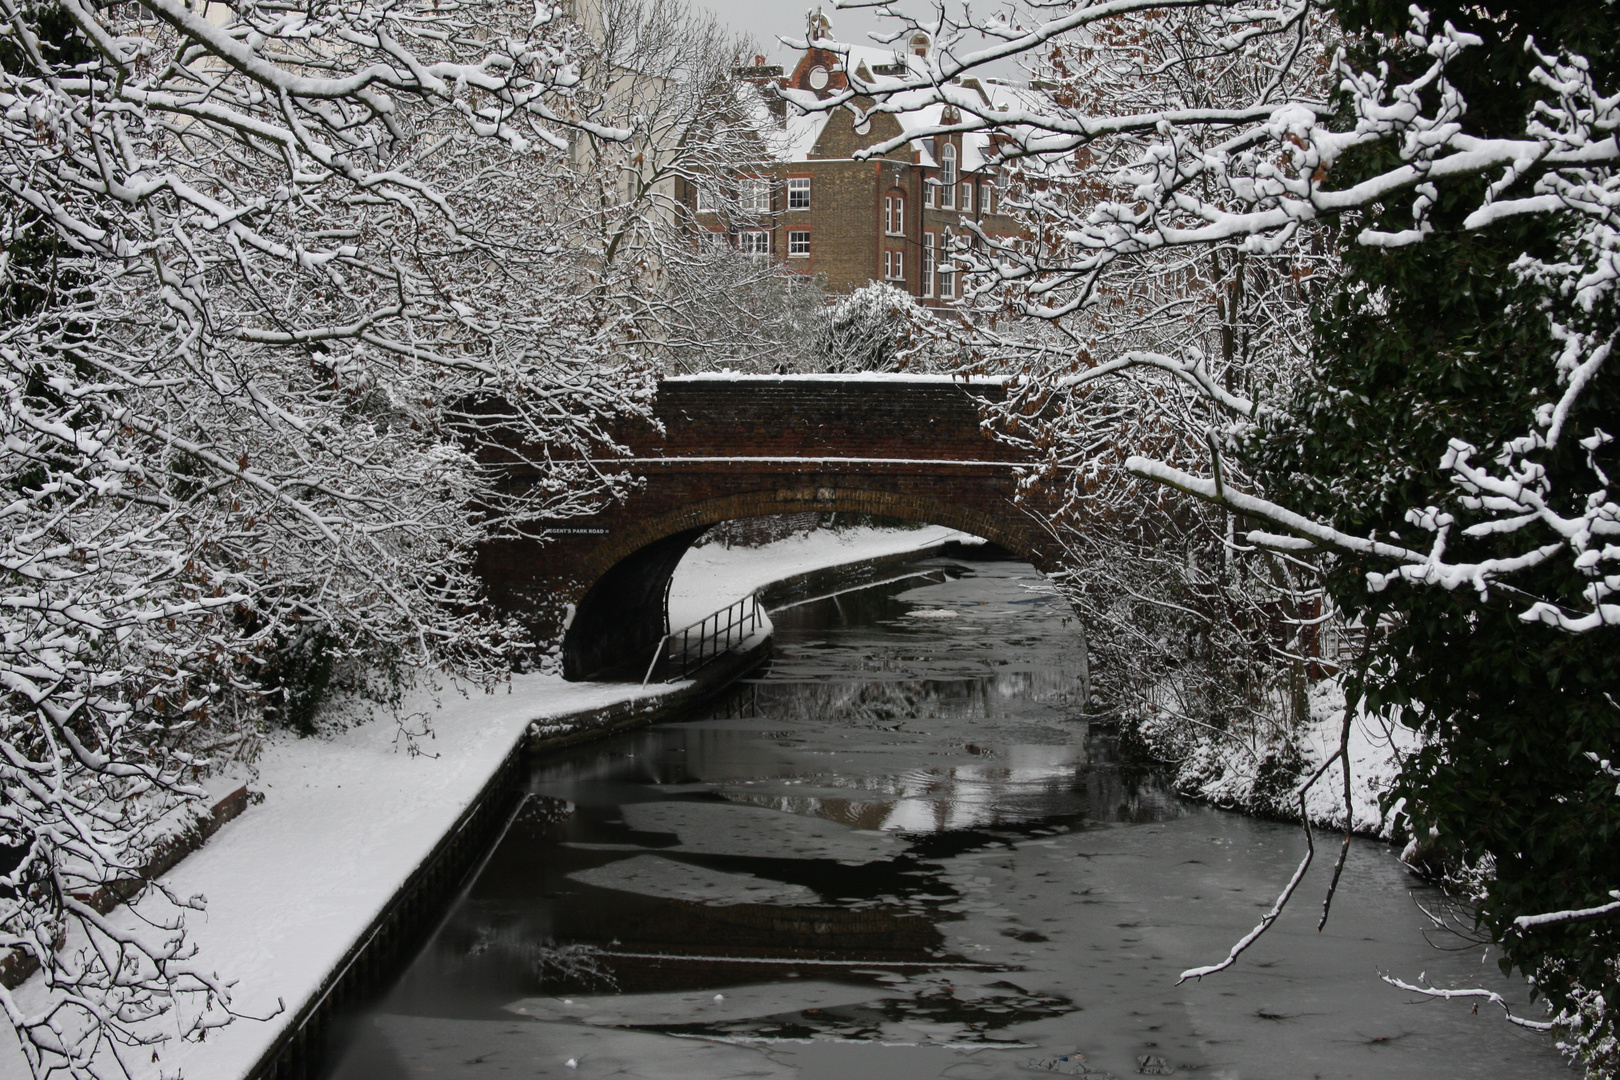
[691,0,1023,82]
[693,0,924,67]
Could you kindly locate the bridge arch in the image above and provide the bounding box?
[561,486,1054,680]
[473,375,1068,680]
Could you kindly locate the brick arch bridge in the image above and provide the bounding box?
[475,375,1064,680]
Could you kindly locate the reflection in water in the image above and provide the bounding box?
[324,556,1563,1080]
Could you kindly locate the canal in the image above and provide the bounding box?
[323,551,1564,1080]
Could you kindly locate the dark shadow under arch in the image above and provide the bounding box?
[561,486,1055,680]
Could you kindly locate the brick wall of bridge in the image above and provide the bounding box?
[474,376,1060,678]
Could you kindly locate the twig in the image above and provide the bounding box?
[1380,975,1555,1031]
[1178,754,1338,983]
[1319,631,1376,930]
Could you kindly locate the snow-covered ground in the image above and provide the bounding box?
[667,524,972,627]
[0,526,970,1080]
[1141,677,1419,839]
[2,676,692,1080]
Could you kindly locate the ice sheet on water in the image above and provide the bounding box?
[348,1015,792,1079]
[504,981,885,1027]
[566,853,818,905]
[618,799,898,863]
[759,1040,1023,1080]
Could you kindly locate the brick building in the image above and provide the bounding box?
[683,26,1030,307]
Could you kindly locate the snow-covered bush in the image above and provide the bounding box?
[812,282,924,372]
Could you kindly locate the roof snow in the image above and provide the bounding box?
[751,46,1038,168]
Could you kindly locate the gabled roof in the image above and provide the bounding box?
[740,39,1038,168]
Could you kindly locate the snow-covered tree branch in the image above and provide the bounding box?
[808,0,1617,631]
[0,0,654,1072]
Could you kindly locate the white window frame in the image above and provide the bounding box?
[885,194,906,236]
[961,181,973,213]
[924,181,936,209]
[884,249,905,280]
[741,229,770,258]
[740,177,771,213]
[788,229,811,257]
[787,176,811,210]
[694,184,715,211]
[939,233,955,297]
[983,182,995,215]
[940,143,957,185]
[922,232,935,297]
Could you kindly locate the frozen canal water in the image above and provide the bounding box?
[324,553,1564,1080]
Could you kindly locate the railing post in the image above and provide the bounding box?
[641,634,668,687]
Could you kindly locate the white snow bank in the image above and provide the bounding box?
[0,674,690,1080]
[667,524,975,629]
[1297,680,1417,834]
[1142,676,1418,838]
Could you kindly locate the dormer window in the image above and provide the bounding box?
[807,65,829,90]
[910,32,930,57]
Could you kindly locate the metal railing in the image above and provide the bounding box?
[646,593,764,683]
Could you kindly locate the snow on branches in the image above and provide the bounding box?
[0,0,651,1072]
[810,0,1620,632]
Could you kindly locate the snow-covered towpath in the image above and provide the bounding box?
[0,526,973,1080]
[667,524,972,627]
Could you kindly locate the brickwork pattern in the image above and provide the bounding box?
[474,377,1062,677]
[687,47,1022,302]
